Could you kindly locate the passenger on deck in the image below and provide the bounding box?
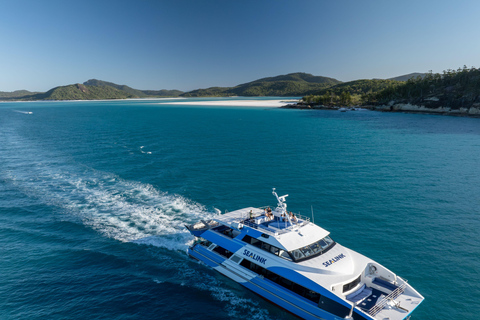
[267,207,272,214]
[289,211,298,223]
[249,210,254,220]
[266,211,274,221]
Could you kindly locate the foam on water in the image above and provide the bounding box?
[1,130,213,250]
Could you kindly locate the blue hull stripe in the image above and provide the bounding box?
[188,249,219,268]
[190,245,226,265]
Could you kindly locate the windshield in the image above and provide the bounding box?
[289,236,335,262]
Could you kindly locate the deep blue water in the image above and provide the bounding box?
[1,99,479,320]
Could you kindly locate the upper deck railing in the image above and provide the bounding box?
[235,207,311,237]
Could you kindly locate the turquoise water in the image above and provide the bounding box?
[1,99,479,319]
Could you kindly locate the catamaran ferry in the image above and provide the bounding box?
[186,189,424,320]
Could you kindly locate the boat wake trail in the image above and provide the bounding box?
[7,165,212,250]
[1,132,213,251]
[0,130,273,319]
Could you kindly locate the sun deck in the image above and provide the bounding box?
[214,206,311,237]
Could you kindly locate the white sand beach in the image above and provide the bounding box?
[166,99,298,108]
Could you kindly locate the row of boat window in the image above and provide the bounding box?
[242,235,292,261]
[239,259,358,319]
[289,236,335,262]
[239,259,321,304]
[242,235,336,262]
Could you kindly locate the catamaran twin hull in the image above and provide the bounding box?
[186,190,424,320]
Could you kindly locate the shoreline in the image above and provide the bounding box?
[281,103,480,118]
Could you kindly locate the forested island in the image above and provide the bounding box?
[298,67,480,117]
[0,79,183,101]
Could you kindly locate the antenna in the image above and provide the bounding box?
[311,205,315,224]
[272,188,294,228]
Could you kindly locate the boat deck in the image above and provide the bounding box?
[215,207,310,236]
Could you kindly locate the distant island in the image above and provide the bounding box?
[0,79,183,101]
[297,67,480,117]
[2,68,479,117]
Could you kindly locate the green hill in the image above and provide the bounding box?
[1,80,183,101]
[0,90,39,99]
[181,72,342,97]
[83,79,146,97]
[23,84,136,100]
[83,79,183,97]
[244,73,340,85]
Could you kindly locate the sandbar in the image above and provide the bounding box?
[165,99,297,108]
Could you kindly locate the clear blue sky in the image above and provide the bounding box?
[1,0,479,92]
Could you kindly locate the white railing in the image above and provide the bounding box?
[239,208,311,236]
[367,282,407,316]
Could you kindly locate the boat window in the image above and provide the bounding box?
[195,237,212,248]
[292,283,306,297]
[305,290,321,303]
[279,250,293,261]
[324,236,334,246]
[239,259,321,304]
[292,249,306,260]
[300,245,314,257]
[202,240,212,248]
[270,246,280,255]
[230,255,242,264]
[261,242,271,251]
[309,241,322,253]
[343,275,361,293]
[212,245,234,258]
[247,237,263,248]
[241,235,292,261]
[213,225,236,239]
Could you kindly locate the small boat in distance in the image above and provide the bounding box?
[13,110,33,114]
[186,189,424,320]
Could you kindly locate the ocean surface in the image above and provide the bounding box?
[1,98,479,320]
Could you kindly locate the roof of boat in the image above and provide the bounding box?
[214,206,331,251]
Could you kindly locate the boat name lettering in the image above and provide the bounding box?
[323,253,346,267]
[243,249,267,265]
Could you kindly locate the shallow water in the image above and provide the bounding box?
[1,99,479,319]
